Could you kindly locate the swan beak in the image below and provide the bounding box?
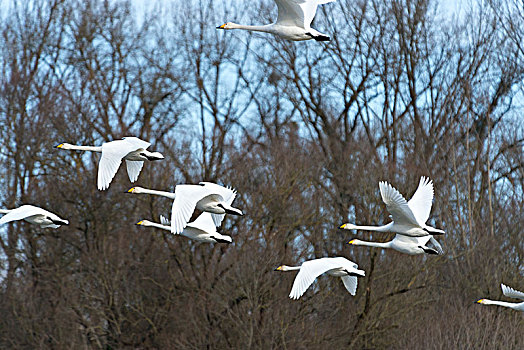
[217,24,226,29]
[347,240,356,245]
[55,143,64,148]
[476,299,485,304]
[127,187,136,193]
[136,221,143,225]
[274,266,283,271]
[339,224,347,229]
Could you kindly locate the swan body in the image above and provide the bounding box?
[217,0,336,41]
[275,257,365,299]
[348,234,443,255]
[137,215,232,244]
[0,205,69,228]
[128,182,242,234]
[56,137,164,190]
[340,177,445,237]
[477,284,524,311]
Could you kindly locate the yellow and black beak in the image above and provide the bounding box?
[136,220,144,225]
[55,143,64,148]
[339,224,347,229]
[274,266,283,271]
[127,188,135,193]
[217,24,226,29]
[347,240,356,245]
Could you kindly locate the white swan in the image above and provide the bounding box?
[340,177,445,237]
[275,257,365,299]
[56,137,164,190]
[127,182,242,234]
[137,215,233,244]
[0,205,69,228]
[477,284,524,311]
[217,0,336,41]
[348,234,443,255]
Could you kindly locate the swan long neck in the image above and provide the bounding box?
[146,222,170,231]
[350,224,391,232]
[351,239,392,249]
[480,299,519,309]
[139,188,175,199]
[0,209,11,214]
[229,23,274,33]
[283,265,301,271]
[65,144,102,152]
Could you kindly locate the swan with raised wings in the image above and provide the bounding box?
[477,284,524,311]
[275,257,365,299]
[217,0,336,41]
[128,182,242,234]
[340,177,445,237]
[56,137,164,190]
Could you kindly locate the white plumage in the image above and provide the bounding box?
[341,177,445,237]
[217,0,336,41]
[137,215,233,244]
[128,182,242,234]
[276,257,365,299]
[477,284,524,311]
[0,205,69,228]
[56,137,164,191]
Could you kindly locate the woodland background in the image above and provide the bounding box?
[0,0,523,348]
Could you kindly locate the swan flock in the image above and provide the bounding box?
[1,1,519,326]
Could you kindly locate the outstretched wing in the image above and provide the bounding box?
[200,182,237,228]
[379,181,419,226]
[170,185,211,234]
[501,284,524,300]
[122,137,150,150]
[341,275,358,296]
[126,161,144,183]
[0,205,50,225]
[98,140,134,190]
[188,212,218,234]
[275,0,335,28]
[289,257,351,300]
[407,177,434,225]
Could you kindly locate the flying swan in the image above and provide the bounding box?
[347,234,444,255]
[476,284,524,311]
[217,0,336,41]
[128,182,242,234]
[56,137,164,190]
[137,215,233,244]
[0,205,69,228]
[275,257,365,299]
[340,177,445,237]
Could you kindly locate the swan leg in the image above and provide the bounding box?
[305,32,330,41]
[423,227,444,235]
[50,218,68,226]
[419,246,438,255]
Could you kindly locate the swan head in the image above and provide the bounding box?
[127,187,146,194]
[274,265,290,271]
[340,223,357,230]
[136,220,154,227]
[217,22,235,29]
[347,239,363,246]
[476,299,487,304]
[55,143,73,149]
